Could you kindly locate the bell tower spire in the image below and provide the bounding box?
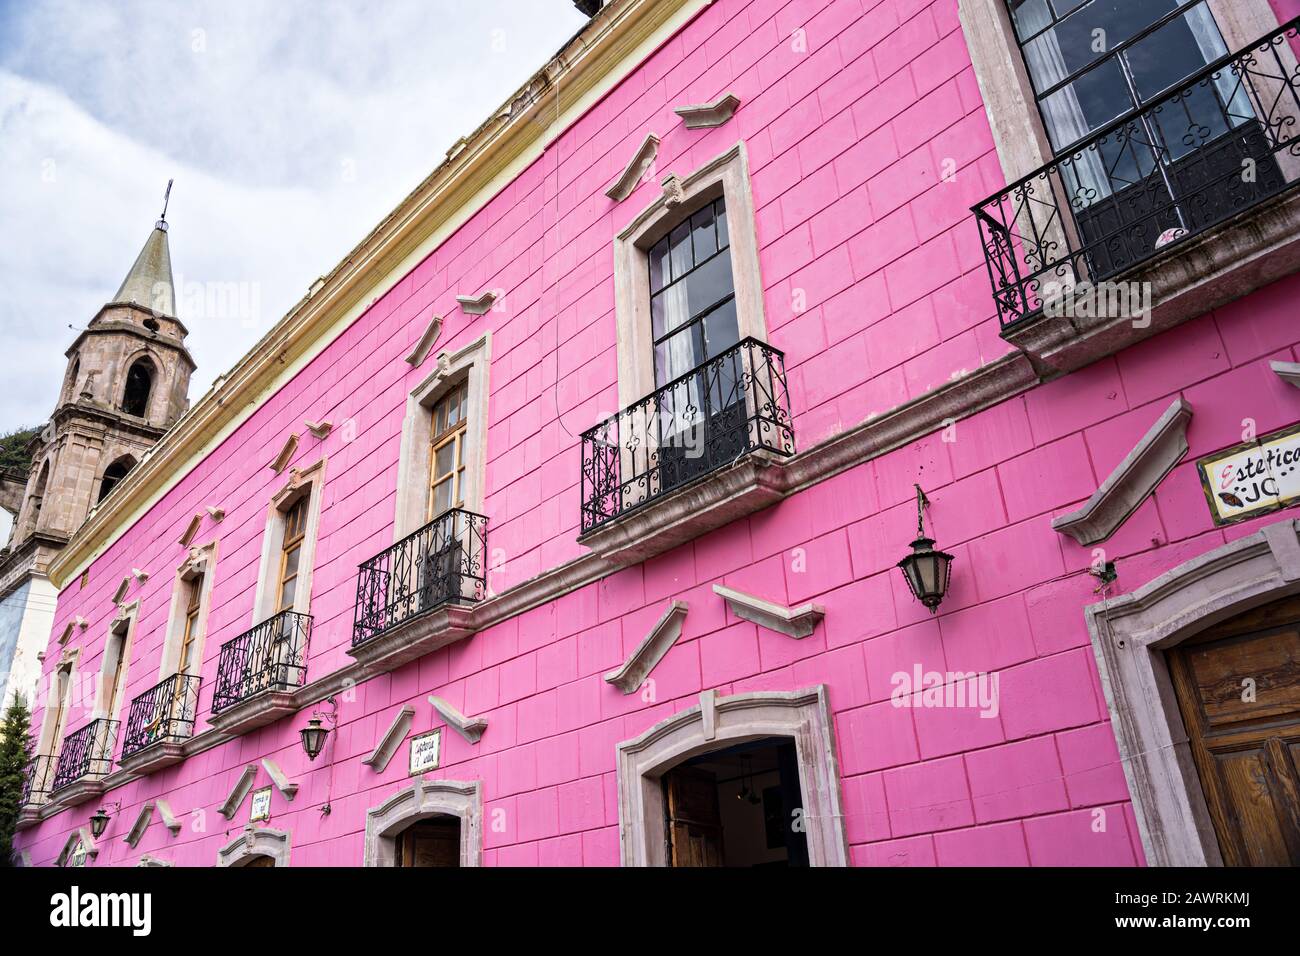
[112,180,177,317]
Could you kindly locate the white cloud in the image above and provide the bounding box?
[0,0,585,431]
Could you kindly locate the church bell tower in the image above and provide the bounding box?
[0,192,194,706]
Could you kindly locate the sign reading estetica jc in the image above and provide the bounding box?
[1198,422,1300,525]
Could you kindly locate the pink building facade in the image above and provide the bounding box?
[14,0,1300,867]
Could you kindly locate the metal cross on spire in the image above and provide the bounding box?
[158,178,174,226]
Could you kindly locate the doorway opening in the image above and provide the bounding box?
[1168,592,1300,866]
[393,815,461,867]
[662,737,808,867]
[237,854,276,868]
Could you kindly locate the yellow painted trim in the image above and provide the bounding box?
[49,0,711,590]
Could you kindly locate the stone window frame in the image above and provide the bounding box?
[959,0,1293,191]
[363,779,483,867]
[157,539,219,680]
[612,140,769,408]
[392,333,491,542]
[1083,517,1300,866]
[250,457,327,623]
[97,599,139,722]
[36,650,81,757]
[217,825,292,867]
[615,685,850,867]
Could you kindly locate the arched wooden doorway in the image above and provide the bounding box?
[392,815,461,867]
[1167,593,1300,866]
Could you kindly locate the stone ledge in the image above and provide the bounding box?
[1052,397,1192,546]
[428,695,490,743]
[713,583,824,638]
[577,453,789,564]
[45,776,106,812]
[15,807,42,832]
[347,604,477,673]
[1004,187,1300,376]
[117,740,187,777]
[208,690,300,736]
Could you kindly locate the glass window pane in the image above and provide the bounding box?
[435,441,457,477]
[282,545,300,579]
[702,299,740,360]
[652,284,691,341]
[432,478,452,515]
[649,237,668,292]
[1049,0,1088,17]
[1124,7,1225,103]
[682,251,735,321]
[1010,0,1051,43]
[655,325,706,389]
[716,203,729,249]
[278,576,296,611]
[1039,57,1133,148]
[668,222,693,279]
[691,203,717,261]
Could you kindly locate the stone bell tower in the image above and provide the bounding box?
[0,200,194,707]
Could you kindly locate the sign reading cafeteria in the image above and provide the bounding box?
[409,729,442,776]
[1198,422,1300,525]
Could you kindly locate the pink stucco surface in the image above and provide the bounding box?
[17,0,1300,866]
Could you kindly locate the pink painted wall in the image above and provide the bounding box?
[17,0,1300,867]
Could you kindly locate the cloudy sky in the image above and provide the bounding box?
[0,0,588,435]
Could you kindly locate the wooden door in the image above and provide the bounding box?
[1169,595,1300,866]
[664,766,724,867]
[397,818,460,867]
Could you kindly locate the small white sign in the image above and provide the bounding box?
[250,786,273,823]
[1198,423,1300,525]
[409,729,442,776]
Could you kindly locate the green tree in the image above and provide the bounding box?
[0,695,33,866]
[0,425,40,474]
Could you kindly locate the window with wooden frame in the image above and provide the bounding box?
[393,334,491,542]
[100,607,137,721]
[428,380,469,520]
[276,495,309,614]
[251,458,326,623]
[177,571,204,676]
[45,663,74,754]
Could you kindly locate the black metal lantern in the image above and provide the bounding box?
[300,716,329,761]
[89,806,112,839]
[897,485,954,613]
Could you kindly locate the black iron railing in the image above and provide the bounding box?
[974,17,1300,328]
[211,610,311,713]
[353,508,488,647]
[21,754,56,807]
[121,673,202,758]
[580,337,794,533]
[52,718,118,791]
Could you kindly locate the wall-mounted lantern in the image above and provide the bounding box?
[89,802,118,839]
[897,484,954,613]
[299,717,329,761]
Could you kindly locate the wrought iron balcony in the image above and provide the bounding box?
[580,337,794,533]
[973,17,1300,328]
[21,754,56,807]
[122,673,202,758]
[52,718,118,792]
[211,610,311,714]
[353,508,488,647]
